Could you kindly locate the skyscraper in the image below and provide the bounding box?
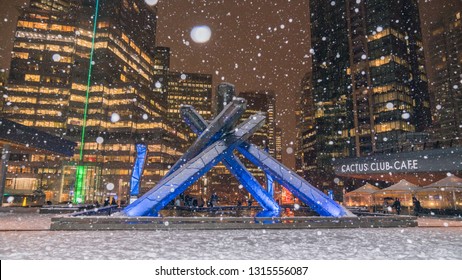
[427,10,462,142]
[206,87,278,204]
[238,90,277,181]
[308,0,431,188]
[298,72,317,180]
[167,71,213,140]
[1,0,187,203]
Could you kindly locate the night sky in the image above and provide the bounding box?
[0,0,460,167]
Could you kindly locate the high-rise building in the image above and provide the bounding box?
[238,90,276,156]
[1,0,188,203]
[297,72,317,180]
[274,127,282,161]
[167,71,212,140]
[308,0,431,189]
[206,87,278,204]
[427,10,462,142]
[238,90,277,181]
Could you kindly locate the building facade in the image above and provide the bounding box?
[428,10,462,142]
[307,0,431,195]
[297,72,317,180]
[167,71,213,140]
[1,0,189,204]
[206,88,279,205]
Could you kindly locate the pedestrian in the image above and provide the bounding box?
[392,198,401,215]
[111,197,118,206]
[382,201,389,214]
[94,200,100,208]
[210,192,218,207]
[248,198,253,207]
[412,196,421,216]
[236,200,242,207]
[104,197,110,206]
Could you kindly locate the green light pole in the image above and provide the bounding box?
[74,0,100,204]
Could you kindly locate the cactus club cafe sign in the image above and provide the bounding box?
[340,159,419,173]
[335,147,462,176]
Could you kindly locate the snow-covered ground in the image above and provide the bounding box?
[0,212,461,260]
[0,212,52,231]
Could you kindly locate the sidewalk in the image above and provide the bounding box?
[417,217,462,227]
[0,211,53,231]
[1,209,462,230]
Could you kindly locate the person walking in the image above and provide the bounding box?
[412,196,422,216]
[382,201,389,214]
[210,192,218,207]
[392,198,401,215]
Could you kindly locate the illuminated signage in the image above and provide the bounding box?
[334,148,462,176]
[339,159,419,173]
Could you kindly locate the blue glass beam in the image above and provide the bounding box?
[122,113,266,217]
[181,106,280,214]
[266,173,274,197]
[166,98,247,177]
[129,143,147,197]
[264,147,274,197]
[237,143,354,217]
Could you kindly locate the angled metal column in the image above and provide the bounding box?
[266,173,274,197]
[181,108,353,217]
[166,98,247,177]
[129,143,147,197]
[237,143,354,217]
[181,106,281,214]
[122,113,266,217]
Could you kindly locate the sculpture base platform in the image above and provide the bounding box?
[39,204,97,214]
[50,215,417,230]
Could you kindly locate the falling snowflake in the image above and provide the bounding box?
[52,54,61,62]
[190,25,212,43]
[106,183,115,191]
[111,113,120,123]
[144,0,158,6]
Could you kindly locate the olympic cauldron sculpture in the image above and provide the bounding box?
[123,88,352,218]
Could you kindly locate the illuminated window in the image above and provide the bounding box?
[25,74,40,82]
[50,24,74,32]
[12,52,29,59]
[15,42,44,50]
[98,21,110,28]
